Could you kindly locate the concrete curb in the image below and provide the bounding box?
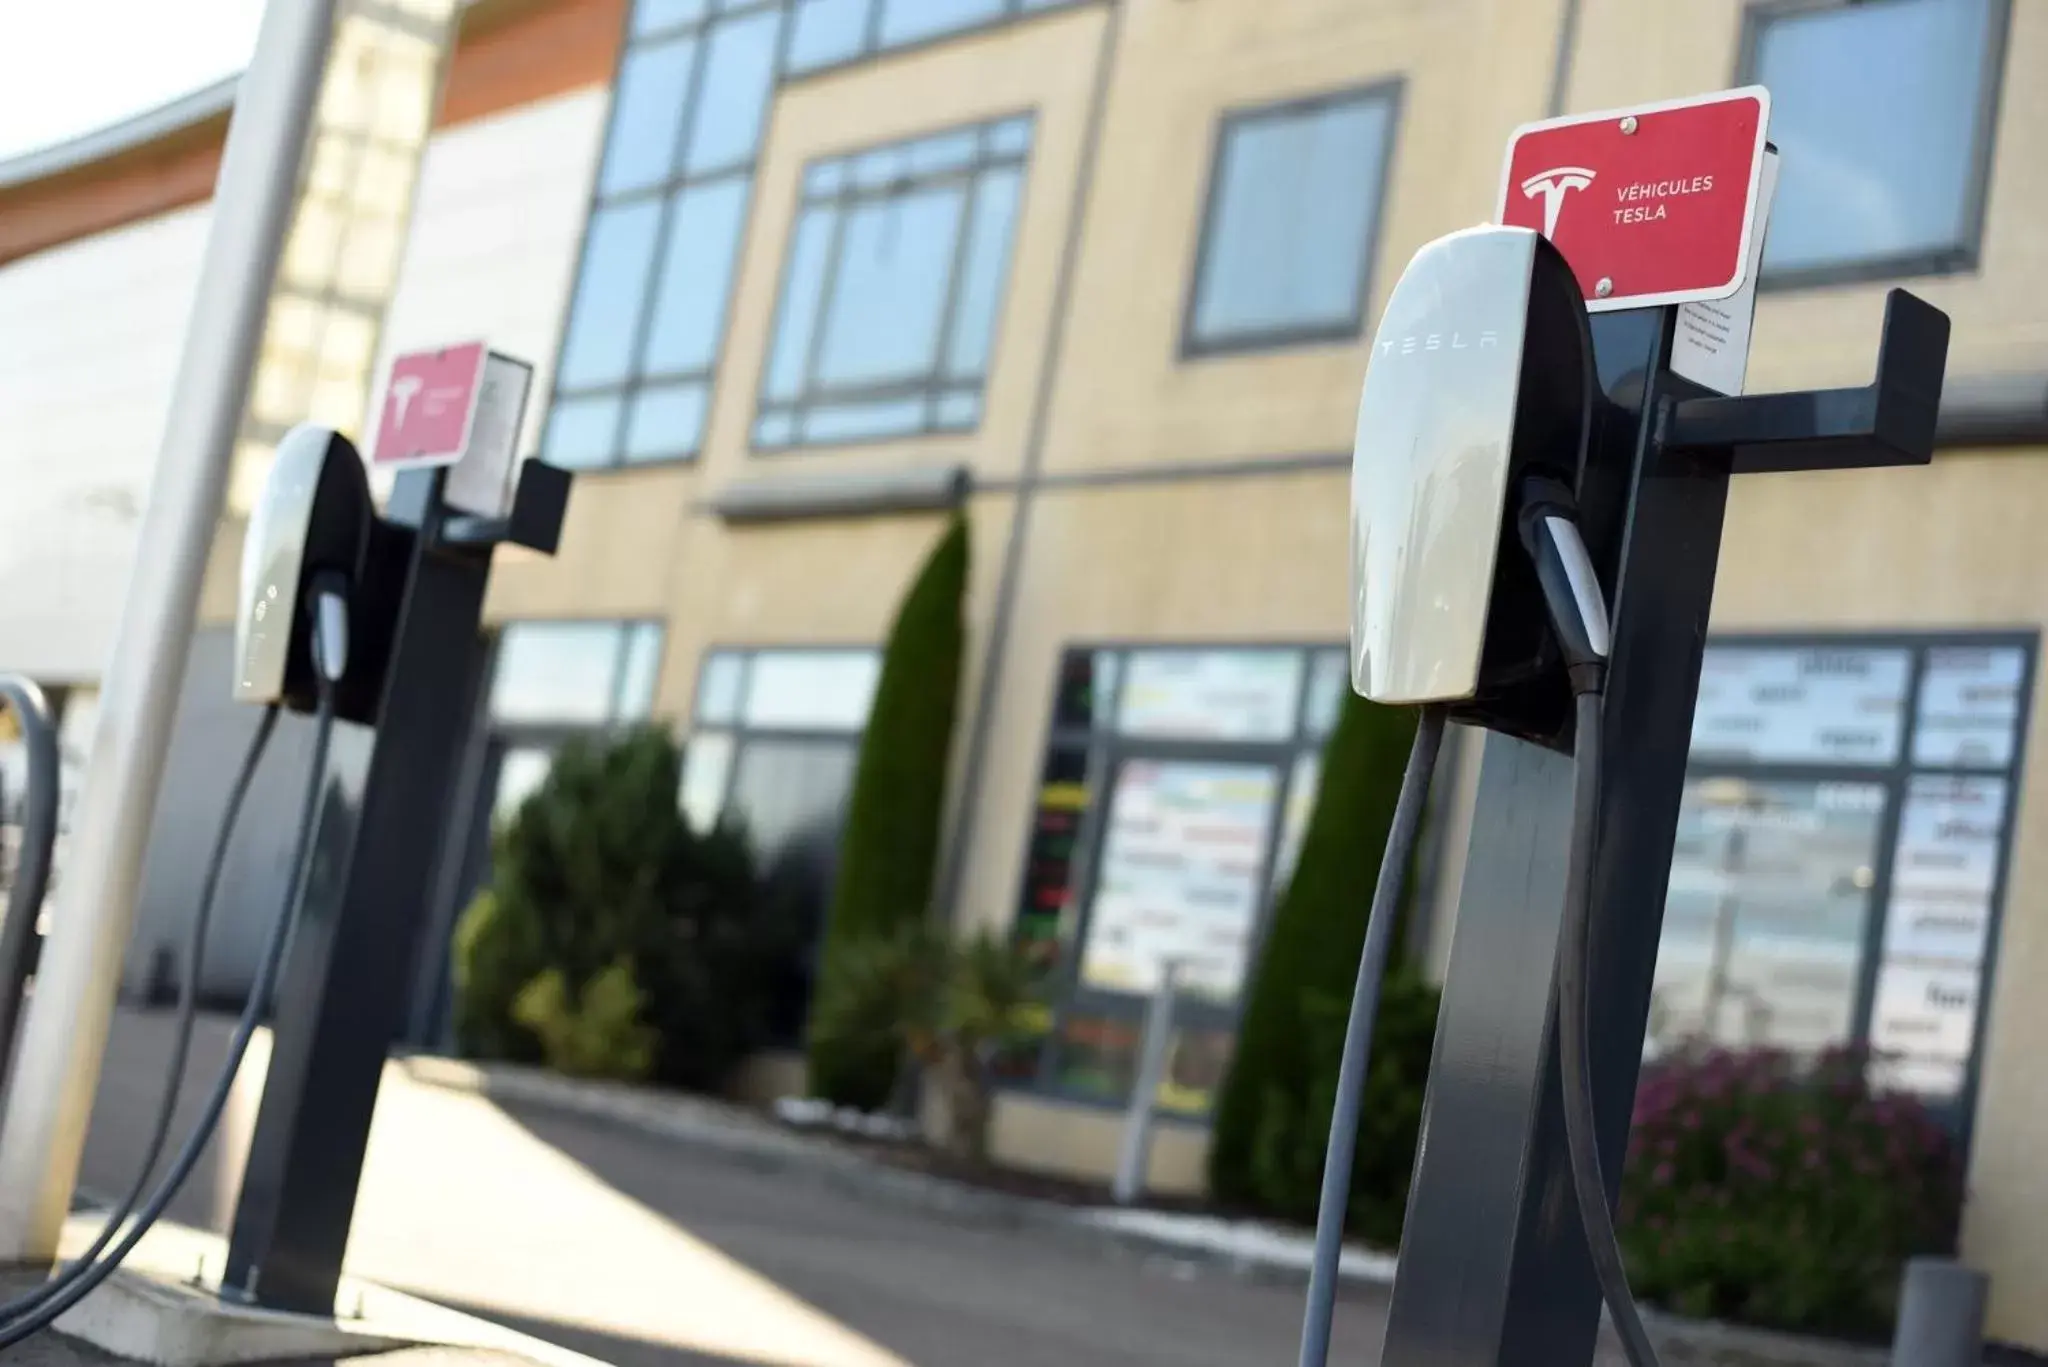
[397,1056,1923,1367]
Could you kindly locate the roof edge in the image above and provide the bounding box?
[0,75,241,193]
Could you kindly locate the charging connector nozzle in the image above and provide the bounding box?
[1516,475,1611,697]
[307,573,351,687]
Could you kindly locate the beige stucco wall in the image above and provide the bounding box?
[1040,0,1566,474]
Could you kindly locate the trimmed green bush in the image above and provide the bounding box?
[807,921,1041,1161]
[807,513,971,1108]
[512,958,659,1081]
[1209,690,1432,1240]
[1621,1045,1964,1336]
[453,726,794,1091]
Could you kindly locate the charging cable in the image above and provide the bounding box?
[1517,475,1661,1367]
[1296,701,1446,1367]
[0,582,349,1349]
[0,705,279,1325]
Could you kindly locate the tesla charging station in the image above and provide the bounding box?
[1329,86,1952,1367]
[222,341,564,1315]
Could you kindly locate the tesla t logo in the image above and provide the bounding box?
[1521,165,1596,237]
[390,375,424,427]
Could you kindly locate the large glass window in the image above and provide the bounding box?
[485,620,666,815]
[754,117,1033,449]
[681,646,880,1043]
[1744,0,2005,283]
[1005,645,1349,1116]
[543,0,785,469]
[1653,636,2034,1116]
[1184,86,1399,355]
[782,0,1082,78]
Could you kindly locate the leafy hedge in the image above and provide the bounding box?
[453,727,794,1089]
[1621,1045,1964,1337]
[806,513,970,1108]
[1209,690,1434,1244]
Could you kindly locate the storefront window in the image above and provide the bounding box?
[1654,635,2034,1114]
[1006,642,1346,1115]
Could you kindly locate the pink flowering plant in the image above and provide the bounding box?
[1620,1044,1964,1337]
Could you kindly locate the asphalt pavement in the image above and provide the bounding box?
[63,1007,1398,1367]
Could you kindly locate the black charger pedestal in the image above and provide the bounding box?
[222,460,569,1316]
[1378,291,1949,1367]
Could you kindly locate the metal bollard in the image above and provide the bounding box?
[1891,1257,1988,1367]
[1112,960,1181,1206]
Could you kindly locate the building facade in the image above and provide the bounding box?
[5,0,2048,1344]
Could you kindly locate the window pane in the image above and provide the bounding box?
[542,395,622,469]
[728,737,861,865]
[1193,93,1393,345]
[697,652,746,722]
[1914,647,2027,768]
[987,115,1033,157]
[1304,648,1348,738]
[1755,0,1994,276]
[1690,646,1912,766]
[597,37,696,195]
[616,623,665,717]
[492,623,626,725]
[909,129,980,177]
[816,186,966,386]
[556,200,664,388]
[742,650,880,729]
[1271,752,1321,892]
[1118,649,1304,742]
[944,165,1023,381]
[642,178,750,375]
[762,206,837,402]
[623,383,708,461]
[933,391,981,429]
[754,410,797,446]
[1079,759,1281,1004]
[683,8,781,175]
[680,730,736,833]
[799,397,925,443]
[785,0,867,72]
[494,747,555,823]
[875,0,1004,48]
[1650,777,1886,1061]
[635,0,708,33]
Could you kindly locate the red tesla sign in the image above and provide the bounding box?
[1497,87,1771,312]
[372,341,488,469]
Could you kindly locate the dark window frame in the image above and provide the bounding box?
[1736,0,2011,292]
[749,113,1036,454]
[681,641,883,822]
[1177,79,1405,361]
[1676,627,2036,1155]
[539,0,790,473]
[777,0,1087,85]
[1004,640,1351,1122]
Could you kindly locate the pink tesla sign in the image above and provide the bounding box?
[372,342,488,469]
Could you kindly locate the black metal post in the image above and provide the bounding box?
[1380,306,1733,1366]
[1380,284,1948,1366]
[223,468,494,1314]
